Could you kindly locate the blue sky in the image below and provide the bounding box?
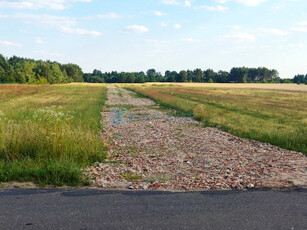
[0,0,306,78]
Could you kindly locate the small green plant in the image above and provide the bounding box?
[127,147,139,157]
[121,172,141,181]
[159,175,171,182]
[148,177,156,183]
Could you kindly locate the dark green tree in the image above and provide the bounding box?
[118,72,126,83]
[146,69,156,82]
[193,68,203,82]
[135,72,145,83]
[293,74,306,84]
[126,73,136,83]
[177,70,187,82]
[204,69,217,82]
[228,67,248,83]
[187,70,194,82]
[216,71,229,83]
[0,54,14,83]
[51,63,63,84]
[62,64,83,82]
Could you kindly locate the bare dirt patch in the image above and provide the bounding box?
[0,182,38,189]
[86,85,307,191]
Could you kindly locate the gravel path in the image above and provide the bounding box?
[86,85,307,191]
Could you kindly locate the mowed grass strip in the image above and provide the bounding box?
[125,84,307,154]
[0,83,107,186]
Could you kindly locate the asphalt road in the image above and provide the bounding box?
[0,188,306,230]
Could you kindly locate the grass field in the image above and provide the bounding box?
[0,83,107,186]
[140,83,307,92]
[125,83,307,154]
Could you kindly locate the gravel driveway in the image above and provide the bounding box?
[86,85,307,191]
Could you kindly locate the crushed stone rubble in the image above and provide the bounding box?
[85,85,307,191]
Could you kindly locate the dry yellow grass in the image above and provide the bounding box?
[125,83,307,154]
[141,83,307,92]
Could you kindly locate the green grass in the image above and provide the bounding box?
[125,84,307,154]
[121,172,141,181]
[0,83,107,186]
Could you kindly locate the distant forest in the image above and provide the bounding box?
[0,54,83,84]
[1,54,307,84]
[84,68,307,84]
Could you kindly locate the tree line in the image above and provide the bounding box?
[84,68,306,84]
[292,74,307,84]
[0,54,83,84]
[1,54,306,84]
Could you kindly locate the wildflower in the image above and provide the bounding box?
[33,106,74,123]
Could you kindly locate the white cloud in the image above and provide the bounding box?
[181,38,201,42]
[257,28,289,36]
[154,11,163,16]
[160,22,168,27]
[291,27,307,32]
[184,0,192,7]
[230,25,243,30]
[162,0,193,7]
[226,26,289,42]
[194,5,228,11]
[61,27,100,36]
[162,0,180,5]
[146,39,170,45]
[0,0,92,10]
[0,40,22,47]
[35,50,63,57]
[214,0,267,6]
[290,21,307,33]
[152,49,169,54]
[12,13,76,29]
[0,13,8,18]
[173,24,181,29]
[225,33,255,42]
[123,25,149,33]
[214,0,228,3]
[235,0,267,6]
[0,13,101,36]
[35,37,46,44]
[97,12,121,19]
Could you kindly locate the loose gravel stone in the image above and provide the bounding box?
[86,85,307,191]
